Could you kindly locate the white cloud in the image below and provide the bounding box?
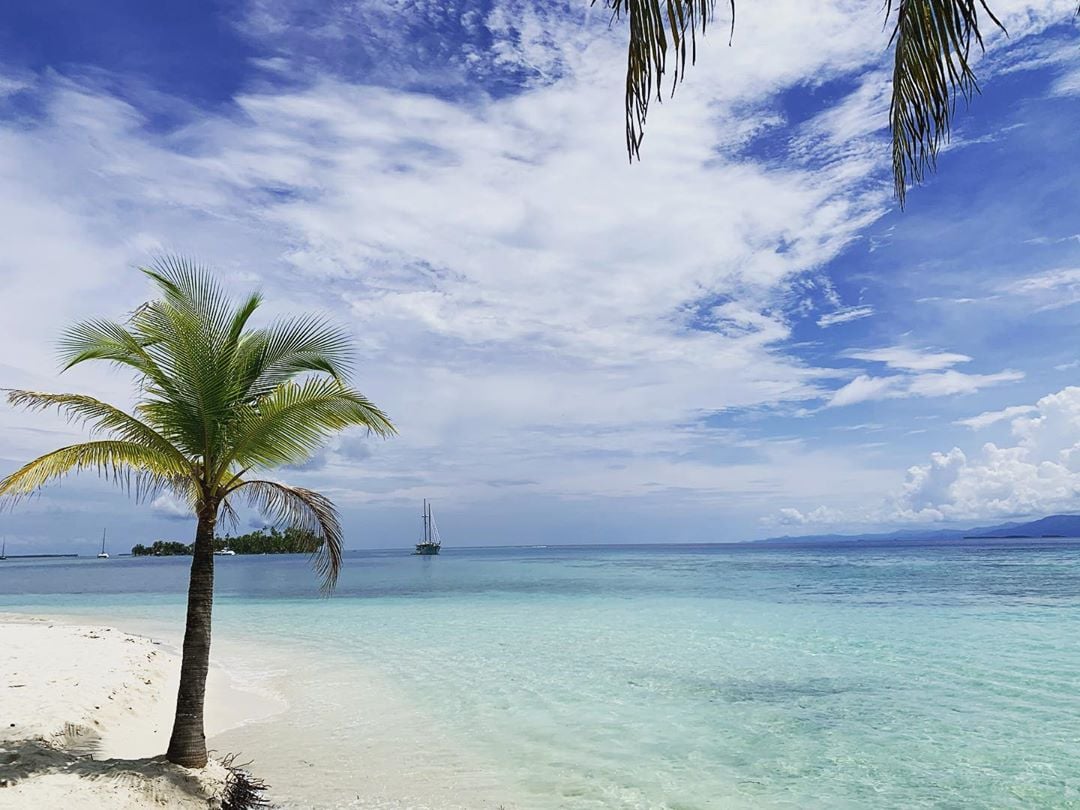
[843,346,972,371]
[828,374,899,407]
[956,404,1039,429]
[1026,234,1080,246]
[827,369,1022,407]
[817,305,874,328]
[1052,65,1080,96]
[895,386,1080,520]
[898,447,968,518]
[0,76,29,97]
[766,505,847,526]
[1004,267,1080,310]
[905,369,1024,398]
[151,494,191,520]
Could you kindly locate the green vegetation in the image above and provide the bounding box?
[132,540,192,556]
[0,258,394,768]
[220,526,322,554]
[132,527,322,556]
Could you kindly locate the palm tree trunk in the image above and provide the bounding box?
[165,502,217,767]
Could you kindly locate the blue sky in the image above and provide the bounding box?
[0,0,1078,554]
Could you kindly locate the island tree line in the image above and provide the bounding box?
[131,526,324,556]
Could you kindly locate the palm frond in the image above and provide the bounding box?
[227,291,264,349]
[58,318,174,394]
[0,440,190,505]
[219,496,241,531]
[229,479,345,591]
[606,0,1076,204]
[141,256,234,341]
[5,390,192,471]
[233,315,355,402]
[603,0,725,159]
[888,0,1005,205]
[222,377,395,477]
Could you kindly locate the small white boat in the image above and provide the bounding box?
[97,529,109,559]
[214,549,236,556]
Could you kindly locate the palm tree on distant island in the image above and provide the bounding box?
[0,258,395,768]
[604,0,1079,204]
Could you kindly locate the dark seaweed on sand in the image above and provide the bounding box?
[220,753,272,810]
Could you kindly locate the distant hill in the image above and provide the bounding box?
[962,514,1080,538]
[757,514,1080,544]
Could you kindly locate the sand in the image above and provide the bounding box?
[0,614,281,809]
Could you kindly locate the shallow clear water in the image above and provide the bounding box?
[3,539,1080,808]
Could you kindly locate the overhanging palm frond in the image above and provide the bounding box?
[0,440,190,504]
[888,0,1004,205]
[603,0,726,159]
[5,390,192,470]
[606,0,1075,204]
[229,479,345,591]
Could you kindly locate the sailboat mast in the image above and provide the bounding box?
[101,528,106,554]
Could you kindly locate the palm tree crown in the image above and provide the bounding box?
[0,257,393,588]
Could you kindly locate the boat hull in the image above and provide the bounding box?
[413,544,440,555]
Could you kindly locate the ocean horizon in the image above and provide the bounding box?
[3,538,1079,808]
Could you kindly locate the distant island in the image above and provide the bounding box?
[758,514,1080,545]
[131,527,322,557]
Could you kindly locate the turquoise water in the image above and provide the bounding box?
[3,540,1080,808]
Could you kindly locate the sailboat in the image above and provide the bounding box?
[413,500,442,556]
[1,539,6,561]
[97,529,109,559]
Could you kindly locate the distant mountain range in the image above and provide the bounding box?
[757,514,1080,544]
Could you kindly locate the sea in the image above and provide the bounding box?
[1,538,1079,809]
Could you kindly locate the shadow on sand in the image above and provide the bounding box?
[0,736,216,803]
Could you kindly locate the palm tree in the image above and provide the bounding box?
[604,0,1078,205]
[0,258,395,768]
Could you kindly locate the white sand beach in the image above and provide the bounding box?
[0,608,524,810]
[0,614,280,809]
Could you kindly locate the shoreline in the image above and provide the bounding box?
[0,613,284,808]
[0,609,522,809]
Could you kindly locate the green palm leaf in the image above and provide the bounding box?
[887,0,1005,204]
[224,376,395,476]
[4,390,192,470]
[228,479,346,591]
[0,439,190,504]
[233,314,356,401]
